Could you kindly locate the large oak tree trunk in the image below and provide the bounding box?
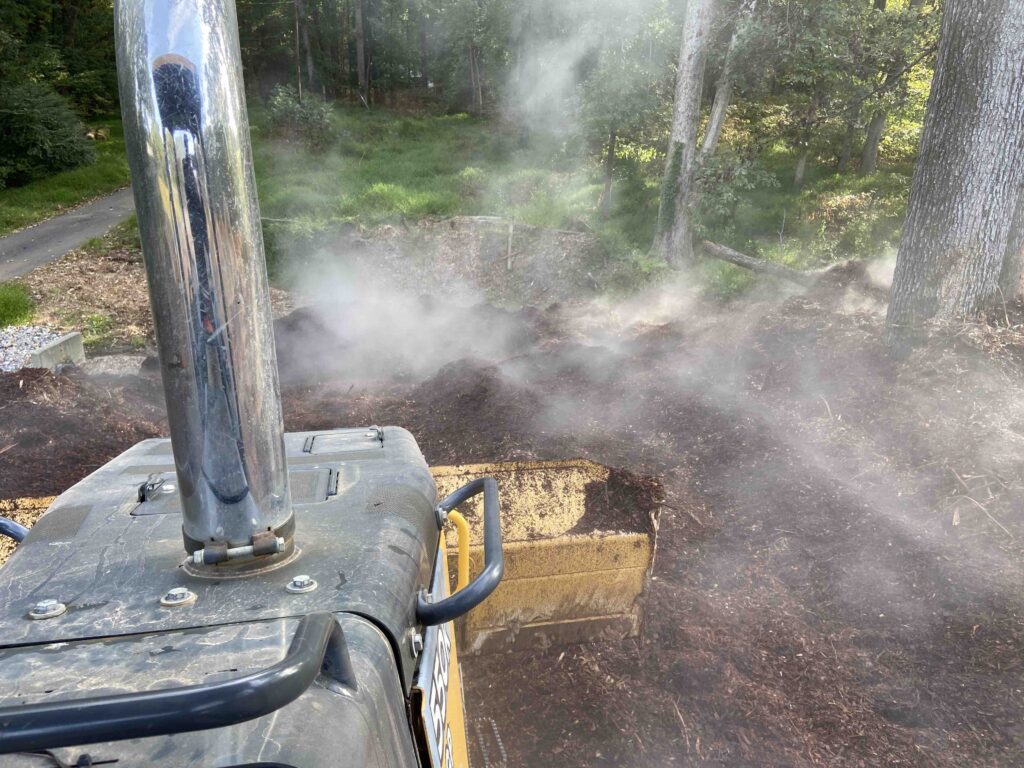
[1000,189,1024,298]
[654,0,718,265]
[886,0,1024,354]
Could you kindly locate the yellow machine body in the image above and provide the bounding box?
[413,530,471,768]
[433,460,659,655]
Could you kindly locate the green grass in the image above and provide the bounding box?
[0,117,129,236]
[0,282,35,327]
[251,107,621,270]
[250,104,913,287]
[80,312,114,348]
[12,104,911,300]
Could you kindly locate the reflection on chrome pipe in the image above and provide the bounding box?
[114,0,292,556]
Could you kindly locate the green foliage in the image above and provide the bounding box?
[266,85,335,151]
[0,3,118,116]
[695,151,780,241]
[700,261,757,300]
[81,312,114,347]
[0,282,34,328]
[0,82,95,189]
[0,118,128,236]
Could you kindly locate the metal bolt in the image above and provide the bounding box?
[410,631,424,657]
[160,586,197,607]
[286,574,317,594]
[28,599,66,620]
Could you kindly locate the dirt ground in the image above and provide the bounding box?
[3,250,1024,765]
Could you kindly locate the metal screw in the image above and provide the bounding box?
[286,574,317,594]
[160,586,197,607]
[410,631,424,657]
[28,599,66,620]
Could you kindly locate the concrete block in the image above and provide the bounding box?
[29,332,85,371]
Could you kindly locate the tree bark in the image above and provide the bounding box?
[860,110,887,174]
[886,0,1024,354]
[837,118,857,171]
[654,0,718,265]
[599,130,617,220]
[296,0,315,88]
[701,241,817,285]
[339,0,351,86]
[468,41,483,113]
[1000,187,1024,299]
[355,0,369,103]
[793,147,810,187]
[418,5,430,86]
[699,0,757,162]
[701,77,733,162]
[294,0,303,102]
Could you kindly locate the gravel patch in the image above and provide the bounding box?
[0,325,60,373]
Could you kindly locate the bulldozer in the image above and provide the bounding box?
[0,2,658,765]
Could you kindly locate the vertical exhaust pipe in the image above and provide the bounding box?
[114,0,293,561]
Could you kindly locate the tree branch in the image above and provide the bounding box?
[700,240,890,300]
[700,240,817,286]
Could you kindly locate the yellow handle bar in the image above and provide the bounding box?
[447,510,470,592]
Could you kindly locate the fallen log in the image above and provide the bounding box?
[700,240,817,286]
[700,239,890,300]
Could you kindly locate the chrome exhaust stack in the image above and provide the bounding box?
[114,0,293,562]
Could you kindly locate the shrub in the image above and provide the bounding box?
[0,82,95,188]
[0,282,34,327]
[63,69,118,116]
[265,85,334,151]
[455,166,486,197]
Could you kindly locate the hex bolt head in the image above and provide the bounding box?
[286,574,317,594]
[160,586,197,607]
[28,599,66,620]
[410,631,424,657]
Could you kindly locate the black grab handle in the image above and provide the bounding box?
[0,612,351,755]
[0,516,28,543]
[417,476,504,626]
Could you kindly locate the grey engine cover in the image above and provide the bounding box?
[0,427,440,767]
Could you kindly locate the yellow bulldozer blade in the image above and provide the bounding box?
[431,460,660,655]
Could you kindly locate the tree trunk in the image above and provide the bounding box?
[793,147,810,187]
[296,0,315,88]
[599,130,617,220]
[701,78,732,162]
[699,0,757,162]
[885,0,1024,354]
[419,6,430,86]
[355,0,369,103]
[294,0,303,102]
[468,42,483,113]
[1000,187,1024,299]
[837,118,856,171]
[860,110,886,174]
[339,0,351,87]
[654,0,718,265]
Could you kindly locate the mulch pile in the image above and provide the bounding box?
[3,285,1024,766]
[0,368,165,498]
